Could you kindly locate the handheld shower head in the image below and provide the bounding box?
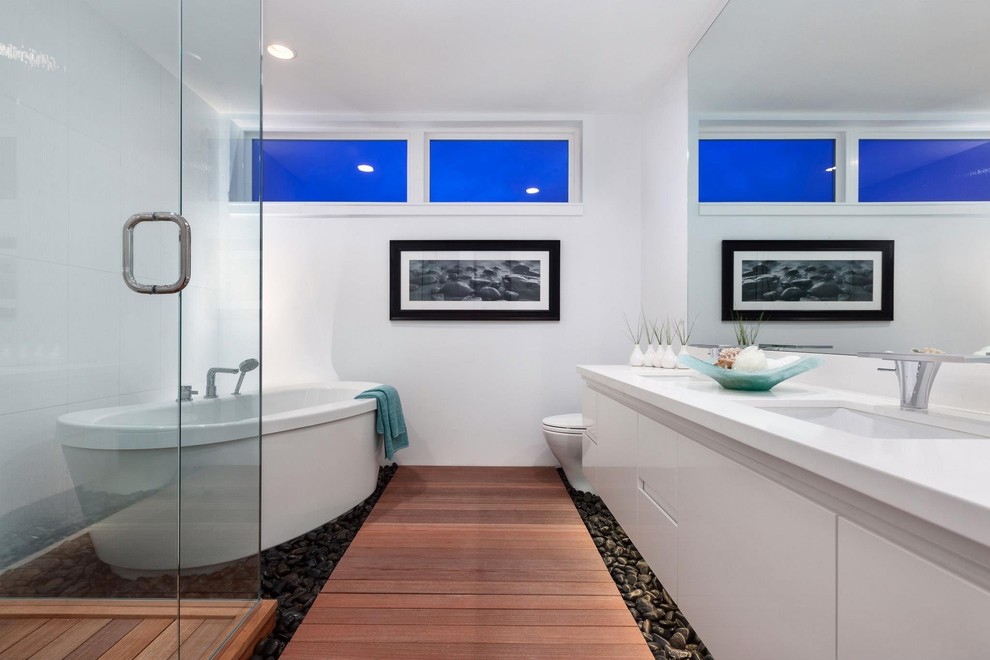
[239,358,260,373]
[233,358,260,395]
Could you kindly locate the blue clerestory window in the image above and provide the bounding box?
[699,139,836,203]
[253,139,408,202]
[859,139,990,202]
[429,139,569,202]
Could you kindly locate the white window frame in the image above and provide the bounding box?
[696,120,990,216]
[238,123,583,217]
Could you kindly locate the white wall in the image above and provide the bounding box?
[641,61,690,324]
[263,114,643,465]
[0,0,241,518]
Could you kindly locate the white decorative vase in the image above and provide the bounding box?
[652,343,665,368]
[643,344,658,368]
[628,344,645,367]
[676,345,691,369]
[660,344,678,369]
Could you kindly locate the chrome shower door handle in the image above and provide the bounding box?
[122,212,191,294]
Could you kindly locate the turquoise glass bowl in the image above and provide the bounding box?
[677,354,823,391]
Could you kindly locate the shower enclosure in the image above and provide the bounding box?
[0,0,263,656]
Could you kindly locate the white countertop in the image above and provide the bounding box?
[578,364,990,549]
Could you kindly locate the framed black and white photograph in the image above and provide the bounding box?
[390,240,561,321]
[722,240,894,321]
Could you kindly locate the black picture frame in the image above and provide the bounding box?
[390,240,561,321]
[721,240,894,321]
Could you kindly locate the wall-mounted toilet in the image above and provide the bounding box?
[542,413,594,493]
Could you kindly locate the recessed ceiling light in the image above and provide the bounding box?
[525,187,540,194]
[266,44,296,60]
[357,164,374,173]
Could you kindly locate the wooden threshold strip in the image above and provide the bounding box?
[0,598,275,660]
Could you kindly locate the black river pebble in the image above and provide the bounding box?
[558,469,714,660]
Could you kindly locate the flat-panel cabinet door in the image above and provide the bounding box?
[678,439,836,660]
[595,394,638,538]
[637,488,678,600]
[636,415,680,599]
[581,433,598,493]
[637,414,678,518]
[838,518,990,659]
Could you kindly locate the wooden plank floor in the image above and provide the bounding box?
[0,598,275,659]
[283,466,651,659]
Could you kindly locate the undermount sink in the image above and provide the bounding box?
[754,403,989,440]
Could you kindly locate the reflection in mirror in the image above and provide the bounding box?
[687,0,990,355]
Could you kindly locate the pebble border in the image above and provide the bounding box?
[558,469,715,660]
[250,464,398,659]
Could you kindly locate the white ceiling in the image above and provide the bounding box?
[690,0,990,115]
[262,0,728,115]
[89,0,261,114]
[86,0,990,119]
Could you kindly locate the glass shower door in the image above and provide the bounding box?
[0,0,185,645]
[0,0,261,656]
[176,0,263,650]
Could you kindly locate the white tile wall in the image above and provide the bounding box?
[67,0,121,150]
[1,105,70,264]
[67,267,120,402]
[0,0,71,124]
[119,291,163,395]
[0,406,70,517]
[67,129,119,272]
[0,1,251,518]
[0,258,68,415]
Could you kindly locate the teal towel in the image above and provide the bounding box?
[356,385,409,460]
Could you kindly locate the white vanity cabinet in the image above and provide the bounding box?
[590,388,835,659]
[838,519,990,660]
[677,438,836,660]
[580,366,990,660]
[594,393,639,537]
[636,415,680,599]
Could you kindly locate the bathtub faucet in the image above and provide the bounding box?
[204,366,240,399]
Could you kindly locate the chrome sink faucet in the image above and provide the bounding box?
[858,352,990,411]
[204,358,260,399]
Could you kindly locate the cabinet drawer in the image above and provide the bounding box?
[637,487,678,600]
[637,414,677,518]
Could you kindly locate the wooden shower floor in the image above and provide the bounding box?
[282,466,651,659]
[0,598,274,659]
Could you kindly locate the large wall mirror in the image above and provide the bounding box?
[687,0,990,355]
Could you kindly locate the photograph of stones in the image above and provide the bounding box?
[390,240,560,320]
[408,259,542,302]
[740,259,875,303]
[721,239,894,321]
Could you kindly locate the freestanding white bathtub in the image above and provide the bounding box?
[57,383,382,576]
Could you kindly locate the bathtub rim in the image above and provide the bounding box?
[57,382,383,451]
